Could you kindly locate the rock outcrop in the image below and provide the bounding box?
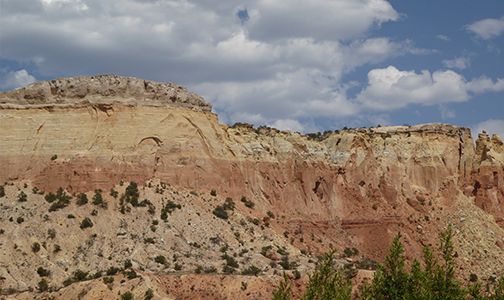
[0,75,211,112]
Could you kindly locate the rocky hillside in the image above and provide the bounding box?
[0,75,504,299]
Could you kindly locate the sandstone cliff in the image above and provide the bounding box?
[1,76,504,298]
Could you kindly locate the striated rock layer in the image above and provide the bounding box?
[1,76,504,280]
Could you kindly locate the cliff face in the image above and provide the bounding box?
[1,76,504,294]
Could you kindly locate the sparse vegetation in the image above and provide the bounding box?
[46,187,72,212]
[92,189,107,209]
[155,255,167,264]
[80,217,93,229]
[17,191,27,202]
[210,189,217,196]
[76,193,88,206]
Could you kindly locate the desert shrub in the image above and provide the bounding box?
[242,265,261,276]
[144,237,155,244]
[54,244,62,253]
[124,269,137,279]
[67,214,75,219]
[155,255,166,264]
[190,191,198,196]
[267,211,275,218]
[145,288,154,300]
[32,242,41,253]
[37,279,49,292]
[50,155,57,161]
[80,217,93,229]
[121,291,133,300]
[92,189,107,209]
[223,197,235,210]
[222,254,239,268]
[76,193,88,206]
[103,276,114,284]
[106,266,121,276]
[0,185,5,197]
[109,189,118,198]
[37,267,49,277]
[204,266,217,274]
[16,216,24,224]
[174,263,182,271]
[212,205,228,219]
[124,259,132,269]
[210,189,217,196]
[17,191,27,202]
[195,266,202,274]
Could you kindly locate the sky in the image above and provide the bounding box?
[1,0,503,138]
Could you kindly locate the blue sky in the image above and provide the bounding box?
[1,0,503,137]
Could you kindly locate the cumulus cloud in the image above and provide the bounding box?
[355,66,469,110]
[472,119,504,139]
[443,56,470,70]
[466,16,504,40]
[0,70,37,90]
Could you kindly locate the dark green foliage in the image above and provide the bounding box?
[267,211,275,218]
[37,267,49,277]
[37,280,49,292]
[106,266,121,276]
[124,259,132,269]
[195,266,202,274]
[109,189,118,198]
[50,155,57,161]
[279,258,298,270]
[470,273,478,282]
[221,253,239,268]
[155,255,167,264]
[17,191,27,202]
[210,189,217,196]
[204,266,217,274]
[103,276,114,284]
[212,205,228,219]
[80,217,93,229]
[16,216,24,224]
[92,189,107,209]
[144,237,155,244]
[46,187,72,212]
[299,249,351,300]
[73,269,89,281]
[32,242,41,253]
[242,265,261,276]
[240,196,255,208]
[294,270,301,280]
[272,272,293,300]
[190,191,198,196]
[223,197,235,210]
[124,269,137,279]
[125,181,139,198]
[121,291,133,300]
[54,244,62,253]
[0,185,5,197]
[145,288,154,300]
[174,263,182,271]
[67,214,75,219]
[76,193,88,206]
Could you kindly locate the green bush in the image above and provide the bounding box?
[37,267,49,277]
[121,291,133,300]
[155,255,167,264]
[17,191,27,202]
[106,266,121,276]
[92,189,107,209]
[212,205,228,219]
[80,217,93,229]
[37,280,49,292]
[76,193,88,206]
[0,185,5,198]
[16,217,24,224]
[241,265,261,276]
[32,242,41,253]
[210,189,217,196]
[124,259,132,269]
[145,288,154,300]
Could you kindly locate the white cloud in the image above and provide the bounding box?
[269,119,306,132]
[0,70,37,90]
[466,16,504,40]
[355,66,469,110]
[436,34,450,41]
[443,56,470,70]
[466,76,504,93]
[472,119,504,139]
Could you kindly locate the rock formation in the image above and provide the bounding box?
[1,75,504,298]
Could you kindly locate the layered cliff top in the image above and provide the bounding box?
[0,75,212,112]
